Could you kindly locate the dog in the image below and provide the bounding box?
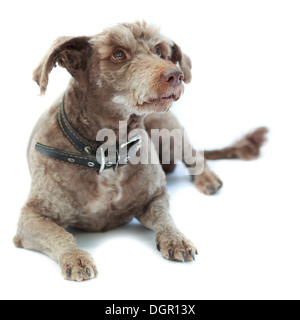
[14,21,267,281]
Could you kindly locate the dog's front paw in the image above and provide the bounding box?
[59,249,98,282]
[156,229,197,262]
[193,170,223,195]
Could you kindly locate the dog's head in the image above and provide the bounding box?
[33,21,192,114]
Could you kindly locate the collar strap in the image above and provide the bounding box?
[58,95,99,155]
[35,95,142,174]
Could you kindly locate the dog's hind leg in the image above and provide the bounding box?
[194,127,268,194]
[145,113,268,195]
[204,127,268,160]
[13,200,98,281]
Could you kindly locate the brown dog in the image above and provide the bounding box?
[14,21,267,281]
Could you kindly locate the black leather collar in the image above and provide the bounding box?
[35,95,142,174]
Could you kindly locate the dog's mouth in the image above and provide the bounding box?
[142,93,180,106]
[135,86,184,113]
[149,94,178,104]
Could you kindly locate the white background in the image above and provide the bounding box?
[0,0,299,300]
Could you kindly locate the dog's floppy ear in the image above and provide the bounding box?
[33,36,92,95]
[171,43,192,84]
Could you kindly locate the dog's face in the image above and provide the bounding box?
[90,22,192,114]
[33,21,192,114]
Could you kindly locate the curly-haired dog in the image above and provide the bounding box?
[14,21,267,281]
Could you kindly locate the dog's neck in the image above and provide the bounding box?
[63,79,146,142]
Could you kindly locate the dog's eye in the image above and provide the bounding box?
[112,50,126,61]
[155,46,162,58]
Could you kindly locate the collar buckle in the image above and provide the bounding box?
[120,135,142,149]
[98,147,106,175]
[115,135,142,172]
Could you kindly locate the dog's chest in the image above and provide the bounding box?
[86,164,160,216]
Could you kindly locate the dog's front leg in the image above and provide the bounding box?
[137,190,197,262]
[145,112,223,195]
[14,202,97,281]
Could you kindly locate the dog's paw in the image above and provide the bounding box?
[156,229,197,262]
[59,249,98,282]
[233,127,268,160]
[193,170,223,195]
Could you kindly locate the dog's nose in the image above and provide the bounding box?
[161,69,184,87]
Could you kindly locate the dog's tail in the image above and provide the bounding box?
[204,127,268,161]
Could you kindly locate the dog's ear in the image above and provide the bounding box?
[33,36,92,95]
[171,43,192,84]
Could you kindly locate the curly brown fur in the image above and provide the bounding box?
[14,21,267,281]
[14,21,197,281]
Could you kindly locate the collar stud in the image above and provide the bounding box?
[84,146,92,154]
